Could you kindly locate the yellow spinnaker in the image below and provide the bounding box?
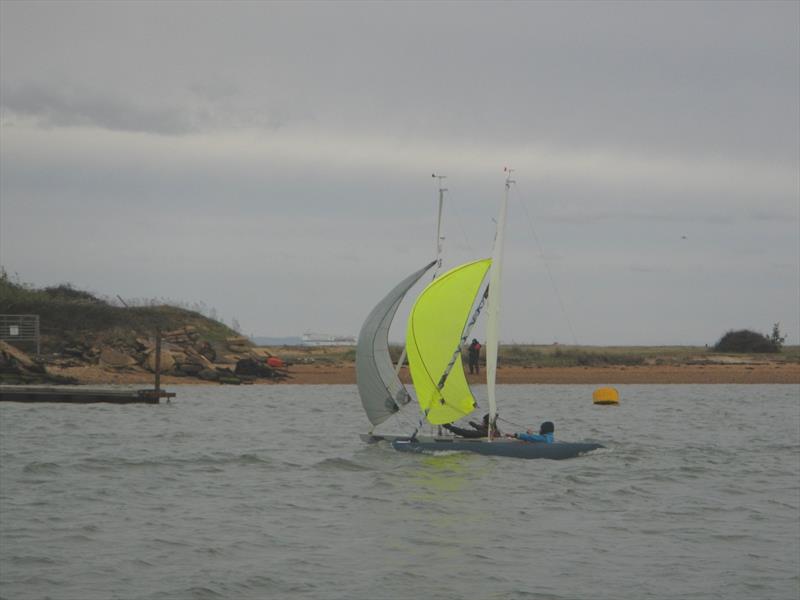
[406,258,491,425]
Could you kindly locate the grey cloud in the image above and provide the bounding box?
[748,208,800,222]
[3,2,797,161]
[1,83,296,135]
[2,84,198,135]
[540,210,737,225]
[629,264,672,273]
[187,81,239,102]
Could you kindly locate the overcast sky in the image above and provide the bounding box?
[1,0,798,345]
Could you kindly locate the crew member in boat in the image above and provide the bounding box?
[507,421,555,443]
[443,413,501,438]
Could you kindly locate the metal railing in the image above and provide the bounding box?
[0,315,40,355]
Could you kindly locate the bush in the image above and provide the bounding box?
[43,284,106,304]
[713,329,779,353]
[769,322,787,349]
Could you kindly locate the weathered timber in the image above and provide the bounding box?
[0,386,175,404]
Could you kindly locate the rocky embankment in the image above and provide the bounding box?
[0,328,289,385]
[0,340,77,384]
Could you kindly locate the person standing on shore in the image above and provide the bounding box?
[468,338,482,374]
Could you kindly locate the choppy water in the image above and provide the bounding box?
[1,384,798,600]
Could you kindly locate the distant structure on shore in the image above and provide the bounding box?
[250,336,303,346]
[301,331,356,346]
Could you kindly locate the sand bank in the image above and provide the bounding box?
[282,363,800,385]
[47,362,800,386]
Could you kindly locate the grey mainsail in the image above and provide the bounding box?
[356,261,436,426]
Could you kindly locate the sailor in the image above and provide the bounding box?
[508,421,555,443]
[443,413,501,438]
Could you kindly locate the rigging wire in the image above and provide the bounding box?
[496,414,535,431]
[451,204,474,255]
[513,183,580,346]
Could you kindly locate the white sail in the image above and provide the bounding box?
[485,173,511,438]
[356,261,436,426]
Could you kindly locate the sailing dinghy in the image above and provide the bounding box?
[356,173,603,459]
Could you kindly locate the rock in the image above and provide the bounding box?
[145,348,175,373]
[99,347,137,369]
[195,341,216,361]
[0,340,36,369]
[234,358,255,375]
[233,357,287,380]
[178,363,203,375]
[234,357,269,377]
[198,368,219,381]
[135,337,153,351]
[0,342,66,383]
[163,328,187,338]
[226,336,252,352]
[170,351,188,363]
[215,367,241,385]
[176,348,215,371]
[162,327,199,344]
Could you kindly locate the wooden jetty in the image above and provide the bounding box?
[0,331,175,404]
[0,386,175,404]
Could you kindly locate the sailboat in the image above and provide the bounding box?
[356,173,603,459]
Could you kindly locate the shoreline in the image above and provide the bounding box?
[42,362,800,386]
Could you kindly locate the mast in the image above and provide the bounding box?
[486,169,513,440]
[432,173,447,275]
[394,174,448,376]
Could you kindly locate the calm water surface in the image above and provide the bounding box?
[1,384,798,600]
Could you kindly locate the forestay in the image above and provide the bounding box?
[406,258,492,425]
[486,174,510,435]
[356,261,436,426]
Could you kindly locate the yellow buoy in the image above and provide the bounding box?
[593,386,620,405]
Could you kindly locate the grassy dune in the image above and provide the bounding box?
[0,275,240,355]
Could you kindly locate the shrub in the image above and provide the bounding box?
[713,329,779,353]
[769,322,787,349]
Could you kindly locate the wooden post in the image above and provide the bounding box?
[154,329,162,394]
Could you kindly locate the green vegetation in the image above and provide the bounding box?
[501,343,799,366]
[713,327,783,354]
[0,269,239,354]
[498,345,646,367]
[501,343,800,366]
[291,342,799,368]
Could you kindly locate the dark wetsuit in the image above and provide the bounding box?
[443,420,499,439]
